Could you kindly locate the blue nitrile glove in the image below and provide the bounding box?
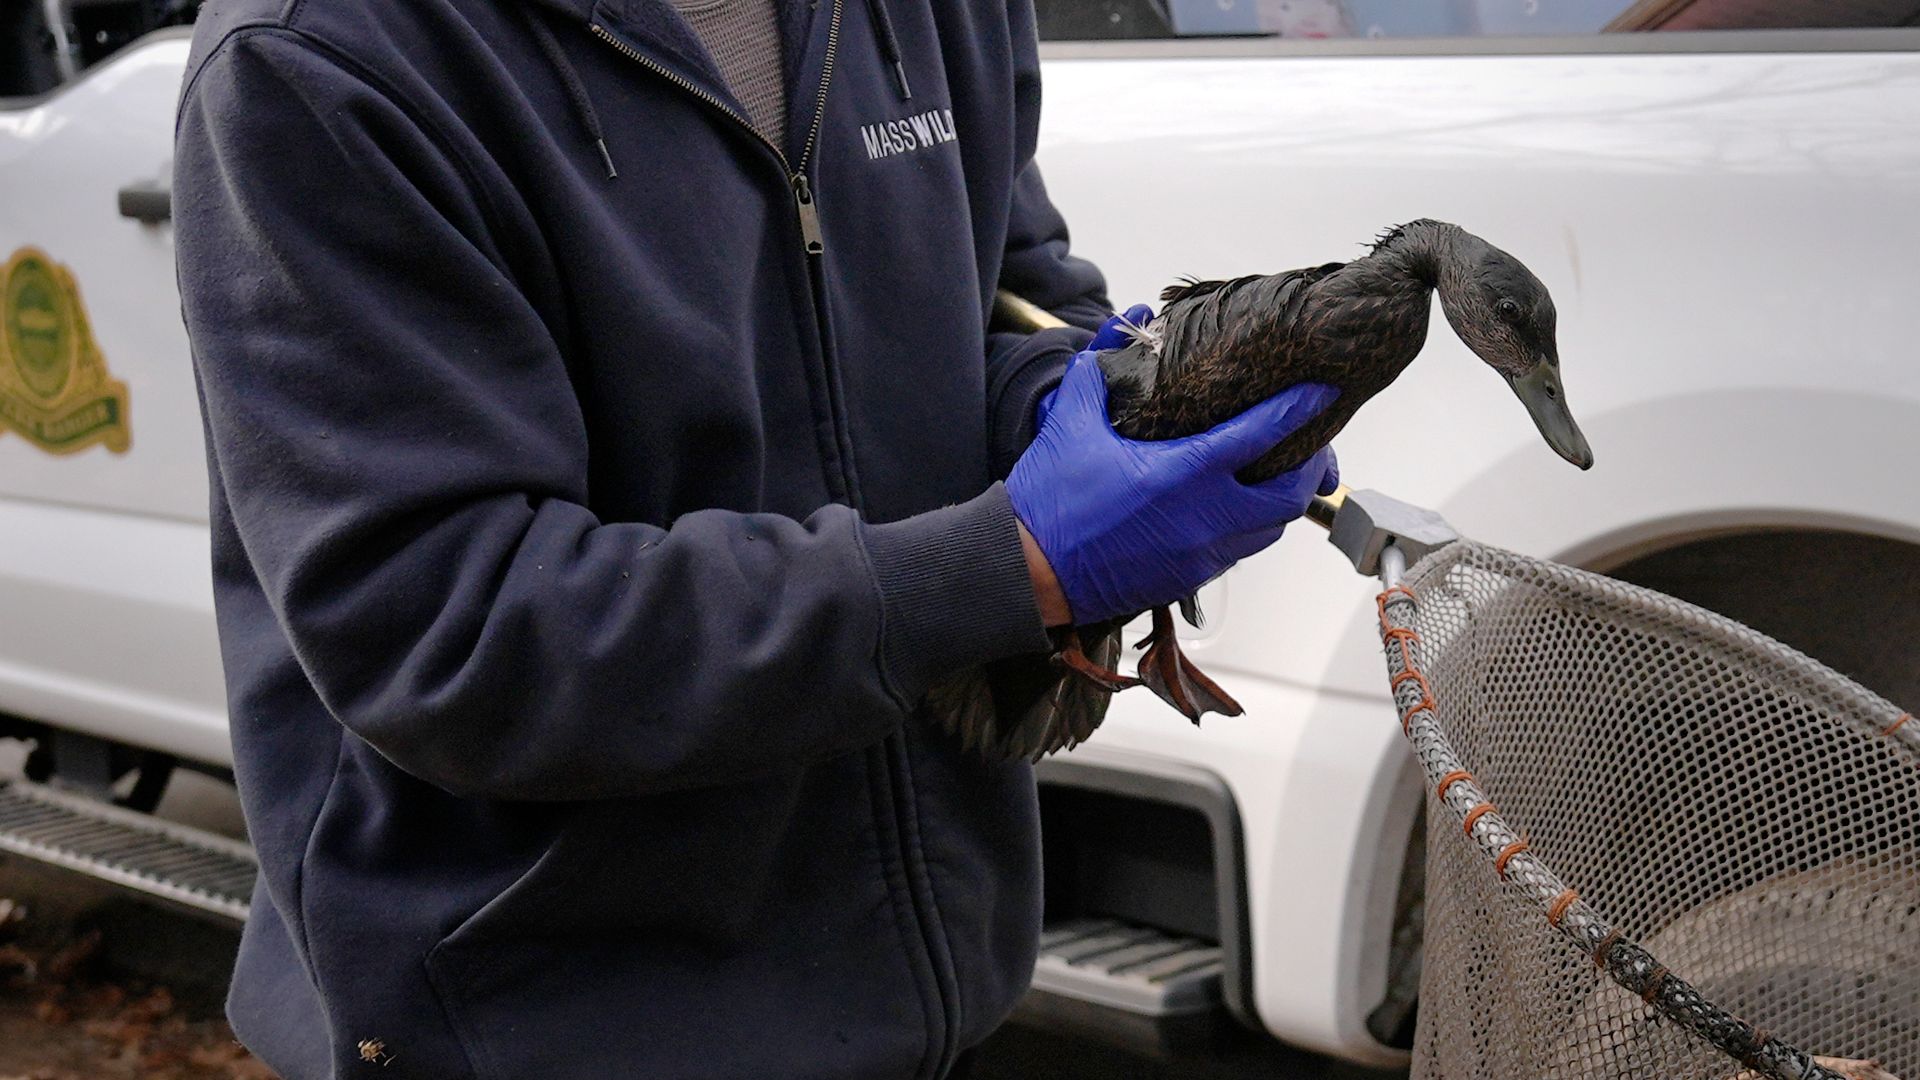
[1007,351,1340,625]
[1091,303,1155,350]
[1037,304,1156,426]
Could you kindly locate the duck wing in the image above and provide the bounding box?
[1152,262,1345,386]
[923,625,1124,762]
[1094,263,1342,442]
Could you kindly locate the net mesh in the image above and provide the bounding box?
[1395,540,1920,1080]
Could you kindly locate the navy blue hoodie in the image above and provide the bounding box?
[172,0,1110,1075]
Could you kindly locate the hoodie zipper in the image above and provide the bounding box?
[587,14,959,1076]
[588,11,853,483]
[586,16,847,472]
[588,18,838,253]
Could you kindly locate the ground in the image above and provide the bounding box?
[0,859,266,1080]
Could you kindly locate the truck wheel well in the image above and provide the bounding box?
[1599,527,1920,713]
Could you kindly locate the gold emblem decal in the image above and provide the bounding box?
[0,247,130,455]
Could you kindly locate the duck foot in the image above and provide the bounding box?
[1051,627,1141,693]
[1136,606,1243,722]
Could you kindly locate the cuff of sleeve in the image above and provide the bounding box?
[986,325,1090,479]
[859,484,1053,708]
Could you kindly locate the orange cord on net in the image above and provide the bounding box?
[1374,585,1418,630]
[1436,769,1474,800]
[1462,802,1496,837]
[1640,965,1669,1004]
[1380,621,1435,734]
[1389,635,1419,677]
[1494,839,1530,879]
[1545,888,1580,928]
[1591,928,1623,969]
[1740,1030,1773,1070]
[1400,693,1438,734]
[1886,713,1913,737]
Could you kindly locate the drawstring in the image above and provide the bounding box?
[521,0,906,164]
[864,0,911,101]
[522,6,620,179]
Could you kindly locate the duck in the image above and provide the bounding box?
[932,219,1594,762]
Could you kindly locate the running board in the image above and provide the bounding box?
[1032,918,1225,1016]
[0,779,256,922]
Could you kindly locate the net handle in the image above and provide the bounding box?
[1375,545,1847,1080]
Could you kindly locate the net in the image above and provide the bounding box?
[1385,540,1920,1080]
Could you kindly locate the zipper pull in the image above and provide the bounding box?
[792,174,824,255]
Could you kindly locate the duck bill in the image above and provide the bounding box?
[1507,363,1594,470]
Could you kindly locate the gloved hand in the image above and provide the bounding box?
[1008,352,1339,626]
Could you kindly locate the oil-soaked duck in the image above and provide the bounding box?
[931,219,1594,762]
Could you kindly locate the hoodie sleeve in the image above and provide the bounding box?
[175,30,1052,801]
[982,0,1111,479]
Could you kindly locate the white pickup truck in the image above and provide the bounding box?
[4,0,1919,1071]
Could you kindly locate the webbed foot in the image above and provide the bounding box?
[1136,606,1243,722]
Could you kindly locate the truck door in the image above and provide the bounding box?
[0,29,232,767]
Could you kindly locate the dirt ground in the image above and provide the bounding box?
[0,859,274,1080]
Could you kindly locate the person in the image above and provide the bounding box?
[172,0,1337,1076]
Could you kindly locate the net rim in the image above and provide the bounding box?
[1402,541,1915,754]
[1383,539,1917,1080]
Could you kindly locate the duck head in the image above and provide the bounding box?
[1437,237,1595,470]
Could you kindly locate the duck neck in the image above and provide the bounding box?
[1367,219,1463,291]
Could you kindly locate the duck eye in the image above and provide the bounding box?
[1496,299,1522,321]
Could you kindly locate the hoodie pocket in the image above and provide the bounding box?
[422,752,934,1080]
